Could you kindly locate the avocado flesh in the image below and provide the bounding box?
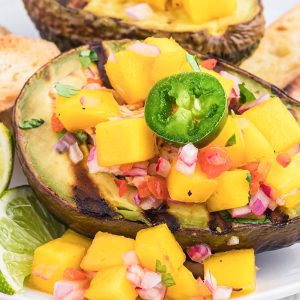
[15,41,300,253]
[23,0,264,64]
[85,0,259,35]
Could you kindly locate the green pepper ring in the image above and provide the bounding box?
[145,72,228,146]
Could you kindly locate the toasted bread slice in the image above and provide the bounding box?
[0,34,60,113]
[241,4,300,89]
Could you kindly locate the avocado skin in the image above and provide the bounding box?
[23,0,264,64]
[14,43,300,254]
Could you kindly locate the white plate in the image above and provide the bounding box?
[1,0,300,299]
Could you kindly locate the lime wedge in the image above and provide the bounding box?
[0,123,13,196]
[0,186,65,294]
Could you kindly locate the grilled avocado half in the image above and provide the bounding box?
[14,41,300,253]
[23,0,264,64]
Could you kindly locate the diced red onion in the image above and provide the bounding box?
[187,244,211,263]
[134,161,149,170]
[137,285,167,300]
[219,71,241,98]
[80,96,86,105]
[127,176,147,188]
[53,280,86,300]
[125,4,153,21]
[204,270,217,293]
[83,83,102,90]
[156,157,171,178]
[123,251,140,266]
[148,163,158,176]
[140,271,162,289]
[69,142,84,164]
[231,206,251,218]
[249,188,270,216]
[287,144,300,156]
[260,184,272,198]
[227,236,240,246]
[238,94,270,114]
[123,168,148,177]
[176,143,198,175]
[139,196,163,210]
[133,193,142,205]
[213,286,233,300]
[108,51,116,62]
[127,265,145,287]
[86,67,96,79]
[128,41,160,57]
[55,132,77,153]
[87,146,109,174]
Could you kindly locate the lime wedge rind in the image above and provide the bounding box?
[0,124,14,196]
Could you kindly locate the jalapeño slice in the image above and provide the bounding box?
[145,72,228,146]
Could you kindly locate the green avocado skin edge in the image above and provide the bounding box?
[13,41,300,254]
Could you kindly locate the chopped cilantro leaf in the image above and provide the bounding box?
[19,118,44,130]
[79,49,98,69]
[156,259,176,287]
[55,83,79,98]
[225,134,236,147]
[75,130,88,145]
[246,173,251,183]
[239,83,256,104]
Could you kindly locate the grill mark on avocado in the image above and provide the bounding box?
[209,212,232,235]
[72,163,117,218]
[91,42,113,89]
[266,208,289,226]
[144,208,180,233]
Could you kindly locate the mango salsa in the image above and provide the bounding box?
[61,229,92,251]
[207,169,250,212]
[182,0,237,24]
[80,231,135,271]
[243,97,300,152]
[84,266,138,300]
[105,49,155,104]
[95,117,156,166]
[135,224,185,272]
[56,89,120,131]
[28,238,86,294]
[204,249,256,296]
[145,0,167,10]
[167,266,211,300]
[167,161,218,203]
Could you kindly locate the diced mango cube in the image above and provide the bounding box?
[145,0,167,10]
[283,191,300,209]
[265,160,300,195]
[167,266,211,300]
[210,116,245,167]
[182,0,237,24]
[243,97,300,152]
[84,266,138,300]
[56,89,120,131]
[145,37,184,54]
[207,170,250,212]
[167,161,218,203]
[135,224,185,272]
[28,238,86,294]
[96,117,156,166]
[62,229,92,251]
[105,49,155,104]
[80,231,134,271]
[202,68,234,98]
[236,116,274,163]
[204,249,256,296]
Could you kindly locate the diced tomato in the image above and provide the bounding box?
[242,162,259,173]
[63,268,88,281]
[198,146,231,178]
[200,59,217,70]
[276,153,291,168]
[250,182,260,196]
[119,163,134,172]
[137,181,152,199]
[115,180,128,197]
[147,176,169,200]
[51,113,65,133]
[87,78,102,85]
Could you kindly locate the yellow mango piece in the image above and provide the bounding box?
[204,249,256,296]
[135,224,185,272]
[282,191,300,209]
[183,0,237,24]
[145,0,167,10]
[145,37,184,54]
[62,229,92,251]
[96,117,156,166]
[207,170,250,212]
[84,266,138,300]
[28,238,86,294]
[243,97,300,152]
[265,160,300,195]
[56,89,120,131]
[81,231,134,272]
[167,161,218,203]
[105,50,155,104]
[167,266,211,300]
[236,116,275,163]
[202,68,234,99]
[210,115,245,167]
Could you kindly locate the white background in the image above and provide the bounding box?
[1,0,300,299]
